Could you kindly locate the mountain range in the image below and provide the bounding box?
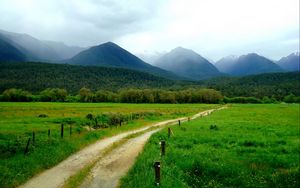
[0,29,299,81]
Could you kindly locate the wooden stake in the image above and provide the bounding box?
[178,120,181,126]
[24,138,31,154]
[48,129,50,139]
[61,124,64,138]
[154,161,161,186]
[168,128,171,138]
[161,140,166,156]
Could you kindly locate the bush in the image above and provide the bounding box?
[40,88,67,102]
[283,94,299,103]
[2,88,32,102]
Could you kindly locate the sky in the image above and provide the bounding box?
[0,0,299,61]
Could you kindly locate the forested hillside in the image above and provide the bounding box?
[0,62,183,93]
[201,72,300,99]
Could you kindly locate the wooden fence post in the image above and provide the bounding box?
[168,128,171,138]
[161,140,166,156]
[178,120,181,127]
[32,131,35,145]
[61,124,64,138]
[24,138,31,154]
[154,161,161,186]
[48,129,50,139]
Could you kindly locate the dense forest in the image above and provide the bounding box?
[201,72,300,100]
[0,62,191,93]
[0,62,299,102]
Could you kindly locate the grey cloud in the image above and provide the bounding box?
[0,0,162,46]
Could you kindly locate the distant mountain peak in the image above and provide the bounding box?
[98,41,117,47]
[277,52,300,71]
[172,46,186,51]
[215,53,283,76]
[65,42,180,80]
[171,46,196,54]
[154,47,220,80]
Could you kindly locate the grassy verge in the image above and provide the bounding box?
[0,102,216,187]
[120,104,300,188]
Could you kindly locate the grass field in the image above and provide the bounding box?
[0,102,216,188]
[121,104,300,188]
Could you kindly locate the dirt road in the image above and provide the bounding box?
[79,129,161,188]
[19,107,225,188]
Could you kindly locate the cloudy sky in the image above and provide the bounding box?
[0,0,299,61]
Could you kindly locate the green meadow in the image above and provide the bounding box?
[121,104,300,188]
[0,102,215,188]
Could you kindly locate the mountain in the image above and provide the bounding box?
[277,52,299,72]
[215,53,283,76]
[0,62,185,94]
[65,42,180,80]
[154,47,221,80]
[42,41,85,60]
[0,29,84,61]
[214,55,238,73]
[0,36,26,62]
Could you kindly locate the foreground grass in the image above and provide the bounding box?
[121,104,300,188]
[0,102,215,188]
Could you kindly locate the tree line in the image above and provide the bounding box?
[1,87,299,103]
[0,88,223,103]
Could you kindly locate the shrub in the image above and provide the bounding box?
[40,88,67,102]
[2,88,32,102]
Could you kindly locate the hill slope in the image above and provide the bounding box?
[0,36,26,62]
[215,53,283,76]
[154,47,221,80]
[0,62,180,93]
[201,72,300,98]
[0,30,84,61]
[65,42,180,80]
[277,52,299,71]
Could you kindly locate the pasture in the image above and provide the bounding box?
[121,104,300,188]
[0,102,215,188]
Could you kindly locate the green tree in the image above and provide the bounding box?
[2,88,32,102]
[40,88,67,102]
[79,87,92,102]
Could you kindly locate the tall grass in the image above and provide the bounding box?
[121,104,300,188]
